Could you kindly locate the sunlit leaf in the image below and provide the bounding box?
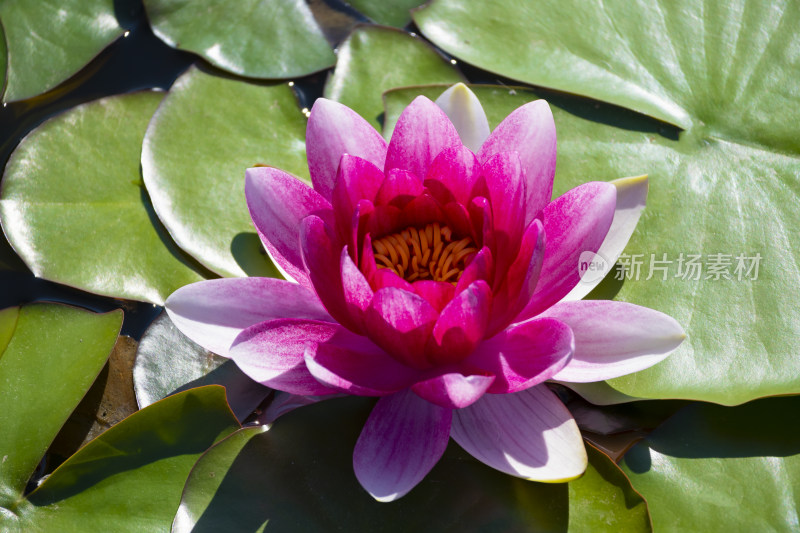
[0,91,209,305]
[142,66,308,278]
[143,0,335,79]
[0,0,123,102]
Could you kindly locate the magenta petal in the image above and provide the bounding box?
[411,373,494,409]
[246,167,332,286]
[424,145,482,206]
[354,390,452,501]
[305,335,419,395]
[518,182,617,321]
[398,192,445,229]
[468,317,574,393]
[385,96,461,179]
[542,300,686,382]
[483,151,527,278]
[456,246,494,293]
[301,216,361,332]
[306,98,387,200]
[371,268,415,292]
[360,233,378,280]
[478,99,556,224]
[228,318,341,395]
[412,280,455,313]
[333,155,385,238]
[341,247,373,326]
[468,197,494,252]
[166,277,331,357]
[365,287,439,370]
[488,219,544,335]
[375,168,424,208]
[427,281,491,365]
[451,385,587,481]
[441,201,474,241]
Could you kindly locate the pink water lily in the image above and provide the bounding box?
[166,84,685,501]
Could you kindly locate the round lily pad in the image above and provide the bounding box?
[143,0,335,79]
[142,66,309,278]
[0,91,209,305]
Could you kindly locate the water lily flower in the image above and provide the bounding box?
[166,84,685,501]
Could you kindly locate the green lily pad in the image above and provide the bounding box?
[343,0,426,28]
[0,0,123,102]
[0,303,121,506]
[142,0,335,79]
[414,0,800,155]
[384,84,800,405]
[9,386,240,532]
[134,311,269,420]
[0,91,209,305]
[621,396,800,531]
[324,25,464,129]
[173,397,650,532]
[142,66,308,278]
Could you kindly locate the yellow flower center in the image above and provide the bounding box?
[372,222,477,285]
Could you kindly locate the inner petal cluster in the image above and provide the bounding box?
[372,222,477,284]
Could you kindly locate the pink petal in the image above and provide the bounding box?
[451,385,587,481]
[385,96,461,179]
[441,201,474,241]
[364,287,439,370]
[518,182,616,321]
[412,280,455,313]
[411,373,494,409]
[228,318,341,395]
[488,219,544,335]
[300,216,361,332]
[354,390,452,501]
[341,247,373,327]
[482,151,526,280]
[456,246,494,293]
[435,83,490,153]
[468,197,494,252]
[245,167,332,287]
[542,300,686,382]
[165,277,331,357]
[478,99,556,225]
[332,155,385,239]
[426,281,491,365]
[468,317,574,393]
[306,98,387,200]
[360,233,378,280]
[370,268,414,292]
[423,145,483,206]
[375,168,424,208]
[398,192,445,229]
[365,203,402,239]
[562,175,649,302]
[305,335,419,395]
